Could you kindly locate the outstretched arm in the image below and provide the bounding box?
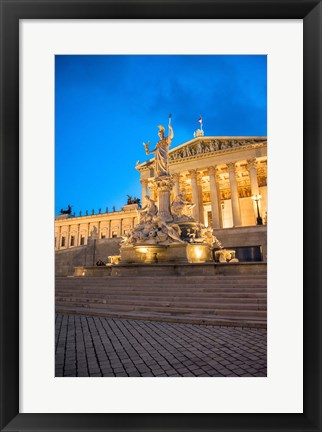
[144,145,157,155]
[143,140,156,155]
[168,124,174,140]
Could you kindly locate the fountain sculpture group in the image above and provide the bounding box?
[120,122,238,265]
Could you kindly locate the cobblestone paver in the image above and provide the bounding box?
[55,314,267,377]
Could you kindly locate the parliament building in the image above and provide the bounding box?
[55,131,267,261]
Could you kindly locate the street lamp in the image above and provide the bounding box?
[252,194,263,225]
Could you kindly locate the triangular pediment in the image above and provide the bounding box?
[136,136,267,171]
[169,136,266,161]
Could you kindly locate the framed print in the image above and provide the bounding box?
[0,0,321,431]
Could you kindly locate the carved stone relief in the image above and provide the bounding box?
[168,138,265,162]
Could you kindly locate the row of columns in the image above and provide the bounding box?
[56,217,137,249]
[141,158,261,229]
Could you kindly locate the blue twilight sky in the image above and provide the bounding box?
[55,55,267,216]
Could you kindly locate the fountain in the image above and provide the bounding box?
[119,120,236,265]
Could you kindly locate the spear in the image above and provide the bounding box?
[168,113,174,140]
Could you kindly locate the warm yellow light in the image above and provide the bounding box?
[195,247,203,259]
[252,194,262,201]
[138,247,148,253]
[82,271,85,276]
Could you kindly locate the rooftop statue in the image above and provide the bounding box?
[127,195,141,206]
[60,204,72,215]
[143,117,174,178]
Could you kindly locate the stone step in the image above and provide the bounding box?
[56,277,266,286]
[56,280,266,287]
[55,296,266,310]
[58,274,266,280]
[56,284,267,292]
[55,306,266,328]
[56,293,266,302]
[56,291,266,303]
[57,276,266,282]
[55,300,266,317]
[56,286,266,295]
[55,274,266,328]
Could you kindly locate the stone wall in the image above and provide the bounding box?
[55,226,267,275]
[55,238,121,276]
[214,226,267,261]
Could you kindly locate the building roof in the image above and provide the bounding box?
[135,135,267,172]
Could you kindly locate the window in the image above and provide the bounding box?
[70,236,75,246]
[61,236,66,247]
[80,236,85,245]
[112,231,117,238]
[101,234,106,239]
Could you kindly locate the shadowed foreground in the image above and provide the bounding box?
[55,314,266,377]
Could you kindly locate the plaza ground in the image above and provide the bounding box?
[55,314,267,377]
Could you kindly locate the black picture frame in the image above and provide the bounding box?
[1,1,321,431]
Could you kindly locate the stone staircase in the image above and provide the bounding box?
[55,275,267,328]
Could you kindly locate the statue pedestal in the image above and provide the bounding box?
[121,243,189,264]
[122,203,139,211]
[186,244,213,263]
[120,245,144,264]
[154,176,174,222]
[120,242,214,264]
[55,214,71,220]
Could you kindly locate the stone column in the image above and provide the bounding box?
[208,166,221,229]
[119,218,123,237]
[247,158,259,195]
[197,175,204,224]
[154,176,174,221]
[87,223,91,244]
[227,162,241,226]
[58,226,62,250]
[149,183,156,201]
[140,179,148,207]
[108,220,112,238]
[247,158,260,223]
[67,225,71,248]
[216,174,223,228]
[77,224,80,246]
[172,173,180,197]
[189,169,200,221]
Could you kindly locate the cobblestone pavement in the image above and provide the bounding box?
[55,314,267,377]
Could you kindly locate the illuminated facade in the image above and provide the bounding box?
[137,135,267,229]
[55,134,267,250]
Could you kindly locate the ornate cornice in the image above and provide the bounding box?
[169,138,266,162]
[136,137,267,172]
